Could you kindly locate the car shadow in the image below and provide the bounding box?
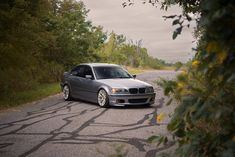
[111,105,153,110]
[70,98,154,109]
[71,98,98,106]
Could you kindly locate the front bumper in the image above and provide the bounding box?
[109,93,156,106]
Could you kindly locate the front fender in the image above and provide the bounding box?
[98,85,111,95]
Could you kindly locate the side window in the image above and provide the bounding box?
[71,66,85,77]
[84,66,93,78]
[77,66,85,77]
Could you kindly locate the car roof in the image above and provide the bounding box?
[81,63,120,67]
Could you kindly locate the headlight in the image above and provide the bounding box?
[111,88,129,94]
[145,87,154,93]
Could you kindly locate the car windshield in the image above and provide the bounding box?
[93,66,132,79]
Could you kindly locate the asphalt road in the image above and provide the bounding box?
[0,70,178,157]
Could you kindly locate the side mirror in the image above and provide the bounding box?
[85,75,93,80]
[71,71,78,76]
[132,75,136,79]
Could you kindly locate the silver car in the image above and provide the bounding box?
[61,63,155,107]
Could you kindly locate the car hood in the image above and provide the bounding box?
[96,78,151,88]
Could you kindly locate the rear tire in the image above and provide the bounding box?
[63,85,72,101]
[97,89,109,108]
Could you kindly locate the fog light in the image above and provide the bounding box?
[116,99,125,103]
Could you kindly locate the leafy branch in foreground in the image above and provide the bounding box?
[123,0,199,39]
[124,0,235,156]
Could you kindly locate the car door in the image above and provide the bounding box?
[80,66,99,102]
[69,65,85,98]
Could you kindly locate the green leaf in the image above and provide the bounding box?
[147,135,161,143]
[185,14,192,21]
[172,26,183,40]
[227,74,235,83]
[166,98,173,106]
[172,19,180,25]
[172,32,178,40]
[162,15,177,19]
[163,136,168,145]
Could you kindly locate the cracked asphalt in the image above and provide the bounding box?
[0,70,178,157]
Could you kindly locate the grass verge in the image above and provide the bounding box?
[162,66,176,70]
[126,66,177,74]
[0,83,61,110]
[126,67,145,74]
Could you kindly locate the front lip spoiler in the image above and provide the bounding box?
[108,93,156,106]
[109,93,155,97]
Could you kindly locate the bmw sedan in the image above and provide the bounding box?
[61,63,156,107]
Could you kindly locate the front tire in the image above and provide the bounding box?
[97,89,109,107]
[63,85,72,101]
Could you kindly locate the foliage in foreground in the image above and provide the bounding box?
[158,0,235,156]
[124,0,235,156]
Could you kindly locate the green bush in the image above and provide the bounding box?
[0,0,106,97]
[154,0,235,156]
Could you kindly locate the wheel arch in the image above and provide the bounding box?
[97,85,110,95]
[63,80,70,87]
[62,82,74,98]
[97,86,110,107]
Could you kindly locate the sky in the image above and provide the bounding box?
[82,0,196,63]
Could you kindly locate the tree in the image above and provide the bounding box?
[97,32,167,68]
[43,0,106,69]
[0,0,106,96]
[0,0,53,93]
